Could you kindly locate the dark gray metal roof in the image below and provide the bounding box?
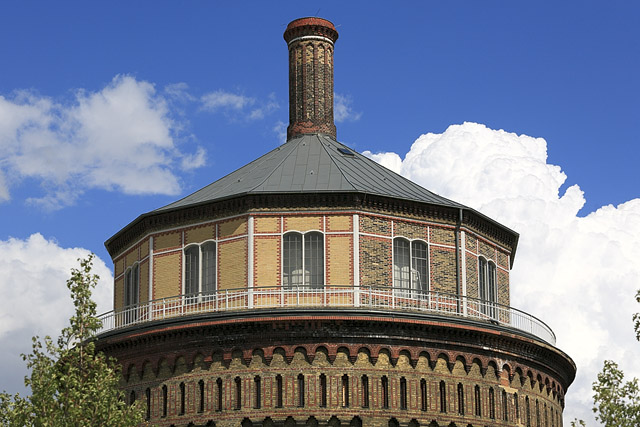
[156,134,465,212]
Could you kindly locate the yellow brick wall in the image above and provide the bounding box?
[478,240,496,261]
[125,248,138,269]
[140,239,149,259]
[255,236,280,287]
[114,257,124,277]
[327,235,352,286]
[219,238,247,290]
[185,224,215,245]
[394,220,426,240]
[154,231,181,252]
[360,215,391,236]
[360,236,391,288]
[140,259,149,303]
[430,226,455,246]
[255,216,280,233]
[327,215,352,232]
[430,247,457,294]
[284,215,323,232]
[153,252,181,299]
[465,232,477,252]
[114,276,124,311]
[219,217,247,239]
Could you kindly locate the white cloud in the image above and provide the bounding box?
[180,146,206,171]
[334,93,362,122]
[0,76,205,209]
[201,90,254,111]
[365,122,640,425]
[0,233,113,395]
[248,93,279,120]
[273,120,287,144]
[201,90,279,122]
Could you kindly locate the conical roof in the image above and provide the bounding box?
[156,134,464,212]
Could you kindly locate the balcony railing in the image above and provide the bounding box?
[96,286,556,345]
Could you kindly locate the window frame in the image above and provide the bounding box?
[183,240,217,299]
[478,256,498,317]
[392,237,429,297]
[282,231,324,289]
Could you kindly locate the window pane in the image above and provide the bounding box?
[411,241,428,292]
[393,238,410,289]
[132,265,139,305]
[202,242,216,293]
[124,269,132,307]
[488,262,497,303]
[479,258,487,300]
[283,233,303,288]
[305,232,324,288]
[185,246,199,295]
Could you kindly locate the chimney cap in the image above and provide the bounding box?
[284,17,339,45]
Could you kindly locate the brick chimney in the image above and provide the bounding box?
[284,17,339,141]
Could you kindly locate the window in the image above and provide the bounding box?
[439,381,447,413]
[341,375,349,407]
[515,393,520,422]
[216,378,223,411]
[458,383,464,415]
[319,374,327,407]
[235,376,241,410]
[393,238,428,295]
[475,385,481,417]
[283,232,324,288]
[526,396,531,427]
[503,389,508,421]
[162,385,168,418]
[400,377,407,410]
[145,388,151,420]
[361,375,369,408]
[536,399,541,427]
[254,376,261,409]
[298,374,305,407]
[489,387,495,419]
[199,380,205,413]
[382,376,389,409]
[179,382,185,415]
[276,375,283,408]
[478,257,497,317]
[420,379,427,411]
[184,242,216,297]
[124,264,139,322]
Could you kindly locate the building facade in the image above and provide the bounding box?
[96,18,575,427]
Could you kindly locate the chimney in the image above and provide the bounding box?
[283,17,339,141]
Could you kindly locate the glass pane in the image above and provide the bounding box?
[479,258,487,300]
[124,269,132,307]
[305,232,324,288]
[488,262,496,303]
[393,239,410,290]
[411,241,428,293]
[202,242,216,293]
[185,246,199,295]
[132,265,139,305]
[283,233,303,288]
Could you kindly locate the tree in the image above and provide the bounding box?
[571,289,640,427]
[0,255,144,426]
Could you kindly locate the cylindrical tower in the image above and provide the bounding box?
[284,17,338,141]
[96,17,576,427]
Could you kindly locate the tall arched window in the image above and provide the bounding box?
[216,378,223,411]
[185,242,217,297]
[234,376,241,410]
[393,238,428,295]
[254,376,261,409]
[361,375,369,408]
[526,396,531,427]
[503,389,509,421]
[382,376,389,409]
[298,374,305,407]
[276,375,283,408]
[124,264,139,322]
[420,379,427,411]
[162,385,168,418]
[489,387,496,419]
[199,380,205,413]
[478,257,497,317]
[283,232,324,288]
[439,380,447,413]
[341,374,349,407]
[179,382,185,415]
[475,385,481,417]
[515,393,520,422]
[145,388,151,420]
[400,377,407,410]
[319,374,327,407]
[458,383,464,415]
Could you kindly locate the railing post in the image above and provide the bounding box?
[462,295,468,317]
[225,290,228,310]
[323,285,327,307]
[248,286,254,309]
[281,286,284,307]
[354,285,360,308]
[392,288,395,309]
[296,286,300,306]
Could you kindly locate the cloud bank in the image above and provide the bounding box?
[0,234,113,394]
[365,122,640,425]
[0,76,205,209]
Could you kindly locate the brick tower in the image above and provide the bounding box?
[97,17,575,427]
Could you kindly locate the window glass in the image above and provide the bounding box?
[202,242,216,293]
[305,232,324,288]
[393,238,410,290]
[283,232,324,288]
[411,240,428,292]
[283,233,303,287]
[185,246,199,295]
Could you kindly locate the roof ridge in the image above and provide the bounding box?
[247,138,303,193]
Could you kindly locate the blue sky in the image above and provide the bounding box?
[1,2,639,424]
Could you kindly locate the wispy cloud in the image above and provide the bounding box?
[0,75,206,209]
[334,93,362,122]
[200,90,279,121]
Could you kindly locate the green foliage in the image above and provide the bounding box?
[591,360,640,426]
[0,255,144,427]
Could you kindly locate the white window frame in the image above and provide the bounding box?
[282,231,324,289]
[392,237,429,297]
[183,240,217,300]
[478,256,498,318]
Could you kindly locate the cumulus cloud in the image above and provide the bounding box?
[201,90,254,111]
[334,93,362,122]
[0,233,113,394]
[0,75,205,209]
[365,122,640,425]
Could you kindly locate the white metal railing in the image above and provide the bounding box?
[96,286,556,345]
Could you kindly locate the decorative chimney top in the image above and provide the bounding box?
[284,17,339,141]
